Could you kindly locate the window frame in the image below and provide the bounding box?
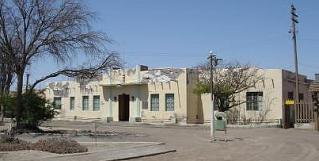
[288,91,294,100]
[93,95,100,111]
[299,93,304,102]
[150,94,159,111]
[53,97,62,109]
[82,96,89,111]
[70,97,75,111]
[165,94,175,111]
[246,92,263,111]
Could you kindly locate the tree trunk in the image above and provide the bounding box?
[0,105,4,123]
[16,72,24,129]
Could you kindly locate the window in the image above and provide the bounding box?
[82,96,89,111]
[53,97,62,109]
[70,97,75,111]
[288,92,304,102]
[150,94,159,111]
[165,94,174,111]
[288,92,294,100]
[299,93,304,102]
[93,95,100,111]
[246,92,263,111]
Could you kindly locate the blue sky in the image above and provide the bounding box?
[30,0,319,88]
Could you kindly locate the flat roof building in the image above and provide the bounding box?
[45,65,311,125]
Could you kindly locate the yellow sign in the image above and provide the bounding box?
[285,99,295,105]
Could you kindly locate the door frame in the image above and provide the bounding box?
[118,93,130,121]
[283,104,295,129]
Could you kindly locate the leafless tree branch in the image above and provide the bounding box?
[29,52,121,91]
[0,0,119,128]
[195,61,264,111]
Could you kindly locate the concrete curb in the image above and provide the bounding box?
[47,142,176,161]
[109,149,176,161]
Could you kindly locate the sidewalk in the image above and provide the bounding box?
[0,142,176,161]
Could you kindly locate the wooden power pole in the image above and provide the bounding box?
[290,4,299,104]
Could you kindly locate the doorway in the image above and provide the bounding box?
[119,94,130,121]
[283,105,295,128]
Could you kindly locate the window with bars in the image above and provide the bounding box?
[246,92,263,111]
[288,92,294,100]
[82,96,89,111]
[70,97,75,111]
[53,97,62,109]
[150,94,159,111]
[93,95,100,111]
[299,93,304,102]
[165,94,174,111]
[288,92,304,102]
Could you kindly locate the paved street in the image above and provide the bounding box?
[39,121,319,161]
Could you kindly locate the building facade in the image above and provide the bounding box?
[45,65,311,125]
[200,69,311,124]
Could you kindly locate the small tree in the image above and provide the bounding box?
[194,62,263,112]
[4,91,56,130]
[21,91,56,129]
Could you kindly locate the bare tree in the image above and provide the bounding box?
[0,50,14,122]
[194,62,264,112]
[0,0,120,128]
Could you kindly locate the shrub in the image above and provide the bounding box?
[0,94,15,118]
[21,91,57,128]
[0,134,31,151]
[0,135,87,154]
[3,91,57,130]
[31,137,88,154]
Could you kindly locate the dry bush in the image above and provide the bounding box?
[31,137,88,154]
[0,135,87,154]
[0,134,31,151]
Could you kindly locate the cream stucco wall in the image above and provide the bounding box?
[45,66,193,123]
[100,67,190,123]
[45,80,107,120]
[200,69,311,124]
[44,66,311,125]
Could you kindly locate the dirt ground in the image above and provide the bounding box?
[16,121,319,161]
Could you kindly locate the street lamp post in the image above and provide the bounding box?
[208,50,222,142]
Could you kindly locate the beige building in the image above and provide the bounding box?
[45,65,311,125]
[200,69,311,125]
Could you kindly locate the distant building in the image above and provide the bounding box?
[44,65,311,125]
[309,74,319,130]
[310,74,319,93]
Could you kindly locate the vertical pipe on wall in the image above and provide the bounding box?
[137,65,141,117]
[108,69,113,118]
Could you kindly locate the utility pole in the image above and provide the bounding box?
[208,50,221,142]
[290,4,300,104]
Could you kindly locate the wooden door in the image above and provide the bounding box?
[119,94,129,121]
[284,105,295,129]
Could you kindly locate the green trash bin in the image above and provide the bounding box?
[215,119,226,131]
